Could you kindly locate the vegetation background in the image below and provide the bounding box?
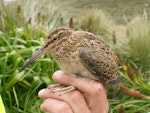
[0,0,150,113]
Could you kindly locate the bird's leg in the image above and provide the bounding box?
[48,84,62,89]
[48,84,76,96]
[52,85,76,94]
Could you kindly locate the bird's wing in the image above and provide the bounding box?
[79,38,119,85]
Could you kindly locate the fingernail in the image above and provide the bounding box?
[38,89,46,97]
[53,70,64,79]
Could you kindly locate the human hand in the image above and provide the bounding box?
[38,70,109,113]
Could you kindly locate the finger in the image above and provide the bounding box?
[38,88,48,99]
[84,90,109,113]
[40,98,73,113]
[52,70,109,113]
[38,87,65,99]
[52,70,105,95]
[61,90,91,113]
[38,88,91,113]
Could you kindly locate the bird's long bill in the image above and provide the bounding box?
[19,46,45,72]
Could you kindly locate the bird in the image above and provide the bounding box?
[19,27,119,94]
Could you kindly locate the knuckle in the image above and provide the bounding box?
[90,83,104,96]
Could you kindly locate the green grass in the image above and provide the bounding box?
[0,20,59,112]
[108,64,150,113]
[0,0,150,113]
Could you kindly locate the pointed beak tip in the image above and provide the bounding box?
[18,69,23,73]
[18,70,21,73]
[18,46,45,73]
[18,65,26,73]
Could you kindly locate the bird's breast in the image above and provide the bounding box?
[54,54,99,80]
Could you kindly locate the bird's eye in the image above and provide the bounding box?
[52,36,59,41]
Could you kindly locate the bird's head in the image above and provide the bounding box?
[19,28,72,72]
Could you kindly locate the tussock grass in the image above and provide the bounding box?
[79,9,115,39]
[0,0,26,32]
[23,0,63,33]
[124,12,150,69]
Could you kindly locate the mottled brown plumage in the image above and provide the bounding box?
[20,28,119,93]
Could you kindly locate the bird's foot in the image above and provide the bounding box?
[48,84,76,96]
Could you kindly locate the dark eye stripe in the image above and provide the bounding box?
[44,41,52,48]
